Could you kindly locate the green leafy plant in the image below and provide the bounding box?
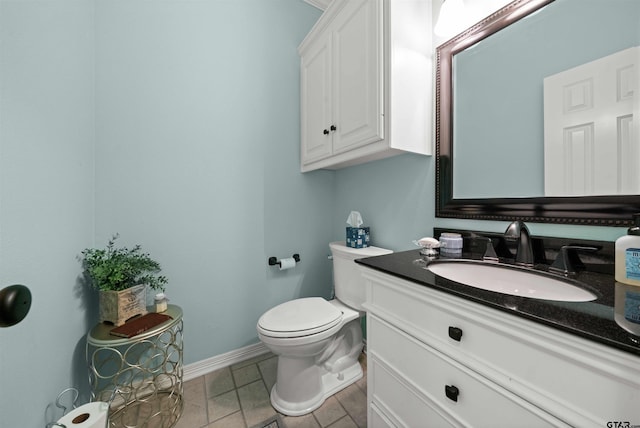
[81,234,168,292]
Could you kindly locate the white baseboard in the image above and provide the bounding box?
[183,342,269,381]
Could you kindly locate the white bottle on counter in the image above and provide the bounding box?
[615,214,640,333]
[615,213,640,286]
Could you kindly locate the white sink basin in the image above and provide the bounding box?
[426,261,597,302]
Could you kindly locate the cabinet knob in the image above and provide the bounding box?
[330,125,337,131]
[323,129,330,135]
[445,385,459,402]
[448,326,463,342]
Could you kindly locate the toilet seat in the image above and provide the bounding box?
[258,297,343,338]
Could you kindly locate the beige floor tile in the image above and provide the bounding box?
[175,377,208,428]
[231,352,275,370]
[279,413,321,428]
[177,351,367,428]
[206,410,245,428]
[238,379,277,427]
[335,384,367,428]
[257,356,278,392]
[206,366,236,398]
[233,363,262,387]
[312,396,347,427]
[326,415,358,428]
[208,389,241,422]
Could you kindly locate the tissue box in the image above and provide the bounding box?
[346,227,370,248]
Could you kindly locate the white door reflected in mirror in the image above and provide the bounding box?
[544,46,640,196]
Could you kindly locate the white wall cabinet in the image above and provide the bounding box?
[362,267,640,427]
[299,0,433,172]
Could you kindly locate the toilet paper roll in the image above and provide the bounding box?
[279,257,296,271]
[56,402,108,428]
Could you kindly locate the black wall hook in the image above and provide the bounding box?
[268,254,301,267]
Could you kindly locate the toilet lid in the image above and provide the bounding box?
[258,297,343,338]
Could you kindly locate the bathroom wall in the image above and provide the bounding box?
[93,0,326,365]
[0,1,324,426]
[333,153,626,255]
[0,0,96,426]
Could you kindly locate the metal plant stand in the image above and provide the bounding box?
[87,304,184,427]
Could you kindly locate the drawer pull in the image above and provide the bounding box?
[445,384,459,402]
[448,326,463,341]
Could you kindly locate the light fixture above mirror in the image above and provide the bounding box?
[434,0,472,38]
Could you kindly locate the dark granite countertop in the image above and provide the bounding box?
[356,247,640,357]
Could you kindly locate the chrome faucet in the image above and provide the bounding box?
[504,221,534,267]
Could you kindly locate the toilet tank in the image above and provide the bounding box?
[329,241,393,311]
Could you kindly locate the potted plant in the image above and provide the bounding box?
[81,234,168,326]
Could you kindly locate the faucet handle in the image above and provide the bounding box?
[482,238,499,261]
[549,245,599,276]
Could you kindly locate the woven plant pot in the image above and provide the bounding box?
[98,284,148,326]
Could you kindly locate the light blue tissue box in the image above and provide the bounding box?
[346,227,370,248]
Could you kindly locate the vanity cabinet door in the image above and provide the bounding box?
[364,268,640,426]
[368,315,566,428]
[368,359,460,428]
[363,267,640,427]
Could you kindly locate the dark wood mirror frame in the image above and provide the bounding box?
[435,0,637,226]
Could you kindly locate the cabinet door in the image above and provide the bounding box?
[331,0,383,154]
[301,32,333,165]
[369,315,567,428]
[369,358,462,428]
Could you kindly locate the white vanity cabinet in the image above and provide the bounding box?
[362,267,640,427]
[298,0,433,172]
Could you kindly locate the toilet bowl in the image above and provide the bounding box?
[257,241,392,416]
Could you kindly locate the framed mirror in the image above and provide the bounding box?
[435,0,640,226]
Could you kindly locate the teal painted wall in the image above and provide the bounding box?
[93,0,328,364]
[0,1,631,426]
[0,1,96,426]
[333,153,627,255]
[0,1,324,426]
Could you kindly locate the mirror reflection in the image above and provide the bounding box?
[452,0,639,199]
[436,0,640,225]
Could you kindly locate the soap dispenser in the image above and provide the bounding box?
[615,214,640,334]
[615,213,640,286]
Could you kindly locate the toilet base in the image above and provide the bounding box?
[270,358,363,416]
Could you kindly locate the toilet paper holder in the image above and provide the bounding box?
[268,254,300,267]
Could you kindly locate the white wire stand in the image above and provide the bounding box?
[86,304,184,428]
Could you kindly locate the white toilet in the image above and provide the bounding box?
[257,241,392,416]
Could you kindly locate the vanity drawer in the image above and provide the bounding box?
[368,315,565,428]
[364,269,640,427]
[369,356,459,428]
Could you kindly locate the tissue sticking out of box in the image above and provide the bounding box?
[346,211,363,228]
[346,211,369,248]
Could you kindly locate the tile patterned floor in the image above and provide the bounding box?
[176,351,368,428]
